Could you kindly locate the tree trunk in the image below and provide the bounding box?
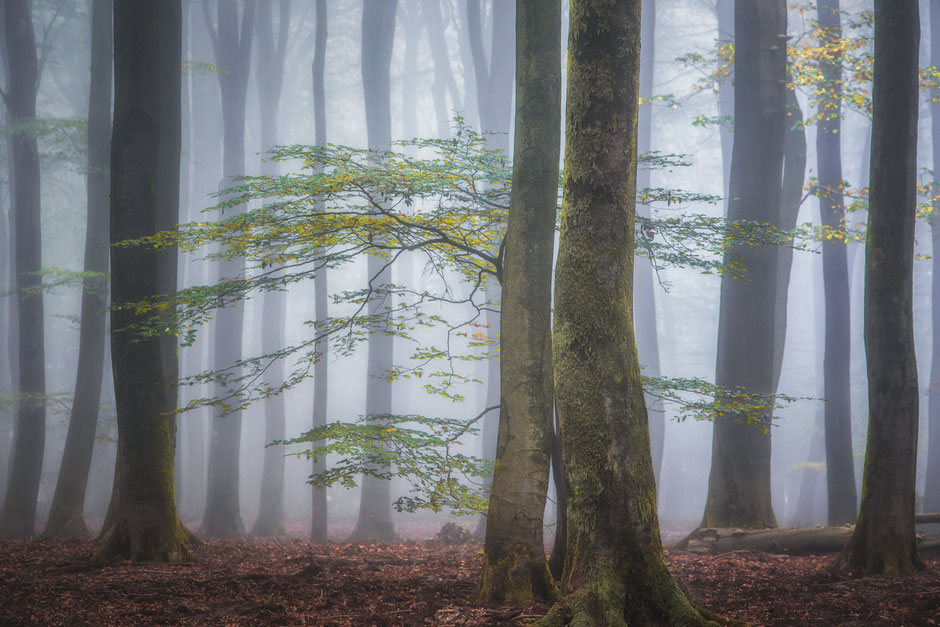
[636,0,664,485]
[251,0,290,540]
[0,0,45,540]
[421,0,459,139]
[540,2,715,622]
[95,0,190,562]
[351,0,399,544]
[925,0,940,517]
[43,0,112,540]
[309,0,329,545]
[833,1,924,576]
[201,0,255,540]
[472,0,560,605]
[717,0,734,200]
[702,1,786,531]
[816,0,858,527]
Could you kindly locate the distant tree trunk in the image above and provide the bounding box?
[636,0,663,485]
[201,0,255,540]
[95,0,190,562]
[309,0,329,545]
[400,0,421,141]
[793,410,825,527]
[251,0,290,539]
[702,1,786,530]
[421,0,459,139]
[816,0,857,527]
[471,0,560,605]
[925,0,940,517]
[466,0,515,540]
[43,0,112,539]
[544,2,713,622]
[833,1,924,576]
[0,0,45,539]
[351,0,399,544]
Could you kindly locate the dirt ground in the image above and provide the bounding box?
[0,532,937,626]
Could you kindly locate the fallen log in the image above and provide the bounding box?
[669,526,940,556]
[915,512,940,524]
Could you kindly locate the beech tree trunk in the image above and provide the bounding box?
[702,0,786,531]
[309,0,329,544]
[43,0,112,539]
[472,0,560,605]
[201,0,255,540]
[95,0,190,562]
[816,0,858,527]
[925,0,940,517]
[540,2,716,622]
[251,0,290,539]
[0,0,45,539]
[351,0,399,543]
[833,1,924,576]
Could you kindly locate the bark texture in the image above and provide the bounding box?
[540,1,715,623]
[833,1,924,576]
[0,0,45,539]
[95,0,190,562]
[702,0,786,530]
[43,0,112,540]
[816,0,857,527]
[472,0,560,606]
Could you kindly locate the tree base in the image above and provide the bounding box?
[832,531,926,576]
[348,519,398,543]
[199,514,245,540]
[41,513,90,540]
[471,544,558,606]
[93,518,193,564]
[250,515,286,538]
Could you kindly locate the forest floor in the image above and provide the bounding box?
[0,526,938,626]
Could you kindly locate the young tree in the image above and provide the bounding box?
[309,0,329,544]
[472,0,559,606]
[542,1,715,622]
[351,0,399,543]
[251,0,290,539]
[43,0,112,539]
[0,0,46,539]
[816,0,857,526]
[95,0,190,562]
[925,0,940,517]
[833,0,923,576]
[702,0,786,530]
[201,0,255,540]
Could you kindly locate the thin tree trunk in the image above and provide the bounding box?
[833,0,924,576]
[43,0,112,539]
[351,0,399,543]
[703,1,786,531]
[251,0,290,539]
[309,0,329,545]
[421,0,459,139]
[0,0,45,539]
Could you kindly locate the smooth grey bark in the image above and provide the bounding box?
[472,0,560,605]
[201,0,255,540]
[0,0,45,539]
[43,0,112,539]
[717,0,734,198]
[925,0,940,516]
[816,0,857,526]
[636,0,663,485]
[351,0,399,543]
[833,0,923,576]
[703,0,786,530]
[251,0,290,539]
[309,0,329,544]
[95,0,190,562]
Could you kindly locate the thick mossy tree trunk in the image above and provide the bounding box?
[95,0,190,563]
[472,0,560,606]
[351,0,399,544]
[702,1,786,531]
[201,0,255,540]
[43,0,112,539]
[925,0,940,517]
[539,2,716,624]
[309,0,329,545]
[251,0,290,539]
[0,0,45,540]
[832,1,924,576]
[816,0,857,527]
